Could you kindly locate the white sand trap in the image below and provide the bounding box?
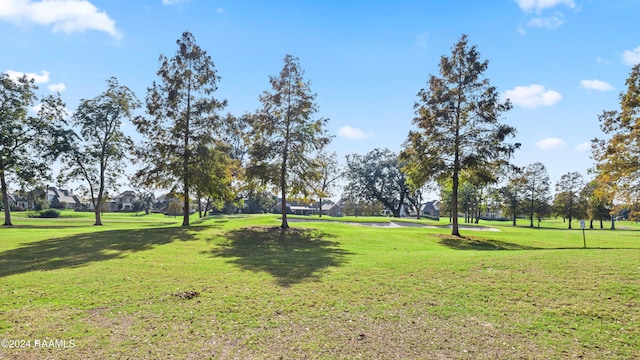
[286,218,500,231]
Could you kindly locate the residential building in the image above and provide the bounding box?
[47,187,82,209]
[114,191,136,211]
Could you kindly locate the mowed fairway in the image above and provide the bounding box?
[0,212,638,359]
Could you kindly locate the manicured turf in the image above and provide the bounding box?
[0,211,638,359]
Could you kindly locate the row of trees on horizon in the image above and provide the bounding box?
[2,32,639,236]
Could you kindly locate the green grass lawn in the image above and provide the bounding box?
[0,212,638,359]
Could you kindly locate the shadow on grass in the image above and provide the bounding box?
[438,236,635,251]
[0,227,203,278]
[209,226,352,287]
[438,236,540,251]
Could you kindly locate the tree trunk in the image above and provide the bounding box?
[568,199,573,230]
[600,219,603,229]
[280,159,289,229]
[204,198,211,216]
[589,219,593,229]
[94,204,102,226]
[182,73,192,228]
[451,172,460,236]
[1,171,13,226]
[318,197,323,218]
[530,194,534,227]
[94,188,103,226]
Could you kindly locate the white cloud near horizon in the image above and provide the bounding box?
[48,82,66,92]
[338,125,371,140]
[574,142,590,152]
[504,84,562,108]
[535,137,567,150]
[622,46,640,66]
[516,0,576,13]
[580,79,613,92]
[6,69,50,83]
[0,0,121,38]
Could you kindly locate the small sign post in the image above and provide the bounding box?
[579,220,586,249]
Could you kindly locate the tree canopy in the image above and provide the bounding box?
[133,31,227,227]
[592,64,640,210]
[0,73,68,226]
[60,77,139,225]
[246,54,331,229]
[344,148,411,218]
[401,34,519,236]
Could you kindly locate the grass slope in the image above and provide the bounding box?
[0,212,638,359]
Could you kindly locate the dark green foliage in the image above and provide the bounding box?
[344,148,410,218]
[39,209,61,218]
[0,73,69,226]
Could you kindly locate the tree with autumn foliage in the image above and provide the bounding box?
[246,54,331,229]
[133,31,227,227]
[591,64,640,227]
[401,35,519,236]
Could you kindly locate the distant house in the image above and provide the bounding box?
[114,191,136,211]
[321,202,343,217]
[14,196,30,209]
[47,187,82,209]
[273,201,321,216]
[420,200,440,219]
[480,209,504,220]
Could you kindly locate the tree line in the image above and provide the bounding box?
[2,32,638,236]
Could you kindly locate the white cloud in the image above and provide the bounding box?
[504,84,562,109]
[574,142,590,152]
[580,79,613,92]
[527,14,564,29]
[162,0,189,5]
[6,69,50,83]
[535,137,567,150]
[338,126,370,140]
[596,56,610,64]
[48,82,66,92]
[0,0,121,38]
[415,32,429,49]
[516,0,576,13]
[216,7,225,14]
[622,46,640,66]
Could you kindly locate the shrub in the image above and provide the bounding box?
[50,201,67,210]
[39,209,61,218]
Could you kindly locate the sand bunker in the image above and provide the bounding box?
[286,218,500,232]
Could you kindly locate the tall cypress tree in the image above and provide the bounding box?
[401,35,519,237]
[133,32,227,227]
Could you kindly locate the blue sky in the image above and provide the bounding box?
[2,0,639,195]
